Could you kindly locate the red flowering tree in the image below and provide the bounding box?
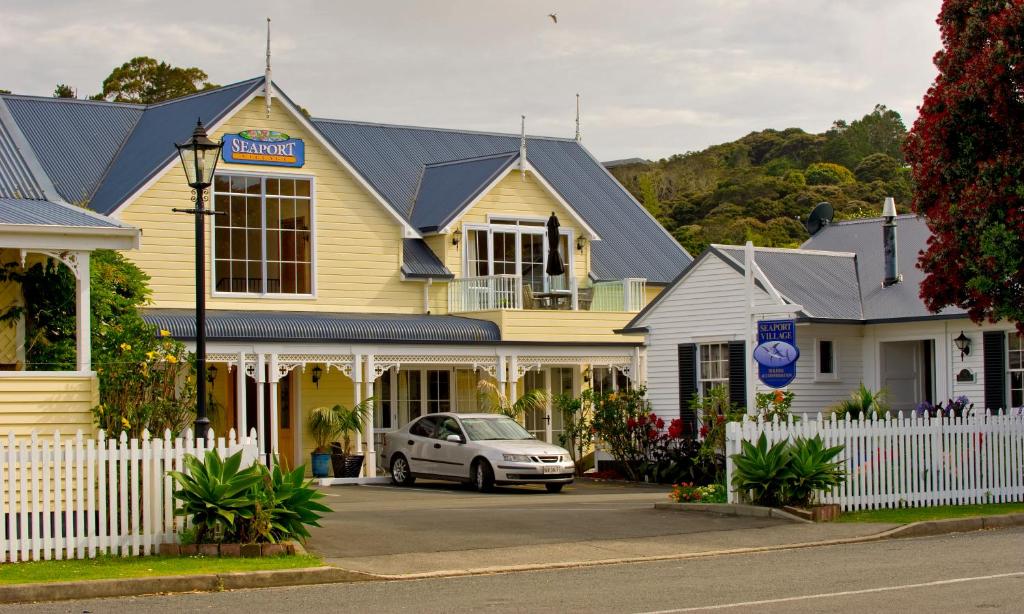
[904,0,1024,329]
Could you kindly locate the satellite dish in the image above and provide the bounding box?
[804,202,834,236]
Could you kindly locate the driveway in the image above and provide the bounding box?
[304,480,886,576]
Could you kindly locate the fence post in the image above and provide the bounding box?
[725,421,738,504]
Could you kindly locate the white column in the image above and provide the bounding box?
[544,368,553,443]
[236,351,247,437]
[256,354,266,463]
[632,347,642,387]
[75,252,91,371]
[364,355,376,477]
[353,354,363,458]
[268,354,280,464]
[508,355,519,405]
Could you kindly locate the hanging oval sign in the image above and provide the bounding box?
[753,340,800,368]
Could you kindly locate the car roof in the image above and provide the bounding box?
[413,412,510,420]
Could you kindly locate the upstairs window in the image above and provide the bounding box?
[464,220,572,292]
[212,174,313,295]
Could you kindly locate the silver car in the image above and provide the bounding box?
[382,413,575,493]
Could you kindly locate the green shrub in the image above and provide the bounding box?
[786,437,846,507]
[169,449,262,543]
[805,162,855,186]
[252,462,332,543]
[730,434,846,508]
[831,384,890,420]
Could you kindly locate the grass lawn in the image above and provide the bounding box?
[0,554,324,586]
[838,502,1024,524]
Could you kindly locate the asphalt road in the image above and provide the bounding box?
[7,527,1023,613]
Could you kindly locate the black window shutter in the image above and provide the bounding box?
[678,344,697,435]
[728,341,747,411]
[983,331,1007,412]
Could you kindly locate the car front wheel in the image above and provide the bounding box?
[473,459,495,493]
[391,454,415,487]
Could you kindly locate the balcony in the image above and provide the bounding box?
[448,275,646,313]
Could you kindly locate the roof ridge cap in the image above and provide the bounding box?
[424,151,518,168]
[0,94,146,109]
[711,244,857,258]
[312,116,577,142]
[144,76,264,108]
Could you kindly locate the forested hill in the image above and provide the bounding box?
[607,105,913,256]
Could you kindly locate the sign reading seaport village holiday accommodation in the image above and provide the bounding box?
[222,130,305,167]
[753,319,799,388]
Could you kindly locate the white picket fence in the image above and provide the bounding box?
[725,412,1024,511]
[1,428,259,562]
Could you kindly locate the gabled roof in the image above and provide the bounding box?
[0,197,123,228]
[0,79,690,283]
[410,152,518,232]
[312,119,689,283]
[402,238,453,279]
[626,214,968,330]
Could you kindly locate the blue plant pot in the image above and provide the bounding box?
[311,452,331,478]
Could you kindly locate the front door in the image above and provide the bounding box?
[881,341,934,412]
[278,371,295,469]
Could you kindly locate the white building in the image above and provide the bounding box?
[621,204,1021,427]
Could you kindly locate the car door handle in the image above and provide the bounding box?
[408,440,414,445]
[433,443,441,449]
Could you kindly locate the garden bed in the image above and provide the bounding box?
[653,501,812,523]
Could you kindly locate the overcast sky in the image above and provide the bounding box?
[1,0,942,161]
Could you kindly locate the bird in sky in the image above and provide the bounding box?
[548,13,558,24]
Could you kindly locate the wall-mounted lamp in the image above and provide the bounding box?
[954,331,971,360]
[583,366,592,384]
[576,236,587,252]
[311,365,323,388]
[451,228,463,247]
[206,365,218,384]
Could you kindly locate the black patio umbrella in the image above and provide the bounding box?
[545,212,565,276]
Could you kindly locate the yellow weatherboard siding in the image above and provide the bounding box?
[0,374,98,436]
[117,97,423,314]
[461,310,639,343]
[437,170,590,288]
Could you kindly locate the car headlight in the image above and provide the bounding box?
[503,454,532,462]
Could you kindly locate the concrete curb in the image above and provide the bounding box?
[0,566,378,605]
[880,512,1024,539]
[653,502,814,524]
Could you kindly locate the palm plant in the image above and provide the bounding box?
[308,406,342,454]
[332,399,373,456]
[476,378,549,420]
[831,384,890,420]
[169,449,262,543]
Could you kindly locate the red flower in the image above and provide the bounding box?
[716,415,725,425]
[667,419,684,439]
[637,414,647,425]
[699,425,709,438]
[656,418,665,430]
[627,417,637,429]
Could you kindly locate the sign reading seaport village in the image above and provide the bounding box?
[753,319,799,388]
[222,130,305,167]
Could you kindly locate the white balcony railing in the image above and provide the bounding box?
[448,275,645,313]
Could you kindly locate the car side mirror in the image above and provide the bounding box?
[446,434,465,444]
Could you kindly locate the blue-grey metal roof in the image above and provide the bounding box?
[802,215,966,321]
[312,119,690,283]
[402,238,453,279]
[0,198,123,228]
[714,246,864,320]
[1,96,142,204]
[143,309,500,343]
[87,78,264,214]
[0,109,46,200]
[410,152,518,232]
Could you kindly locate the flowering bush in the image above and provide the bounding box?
[916,396,974,419]
[590,387,656,481]
[754,389,794,422]
[670,482,726,504]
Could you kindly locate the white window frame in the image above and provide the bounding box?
[814,338,840,382]
[697,342,730,397]
[210,170,317,299]
[462,219,574,291]
[1008,332,1024,409]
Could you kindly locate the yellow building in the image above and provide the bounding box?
[0,77,691,477]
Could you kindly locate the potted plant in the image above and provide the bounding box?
[328,400,373,478]
[307,406,341,478]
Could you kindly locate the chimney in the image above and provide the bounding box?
[882,197,900,287]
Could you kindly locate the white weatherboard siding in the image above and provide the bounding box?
[640,255,777,422]
[774,324,864,415]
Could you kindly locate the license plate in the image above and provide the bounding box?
[542,465,562,474]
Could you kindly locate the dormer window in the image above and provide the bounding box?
[212,174,314,296]
[463,218,572,292]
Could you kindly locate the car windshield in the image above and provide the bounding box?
[461,416,535,441]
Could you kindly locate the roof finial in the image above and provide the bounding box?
[264,17,272,118]
[519,114,527,181]
[575,93,581,142]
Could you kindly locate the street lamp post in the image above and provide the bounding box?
[174,119,223,440]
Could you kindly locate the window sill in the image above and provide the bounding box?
[211,292,316,300]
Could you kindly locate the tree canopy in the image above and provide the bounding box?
[53,83,75,98]
[904,0,1024,329]
[608,106,912,255]
[94,56,217,104]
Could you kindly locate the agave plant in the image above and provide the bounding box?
[786,436,846,507]
[169,449,262,543]
[254,462,332,543]
[476,378,549,420]
[730,433,793,507]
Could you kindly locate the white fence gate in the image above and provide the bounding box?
[2,428,259,562]
[725,412,1024,511]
